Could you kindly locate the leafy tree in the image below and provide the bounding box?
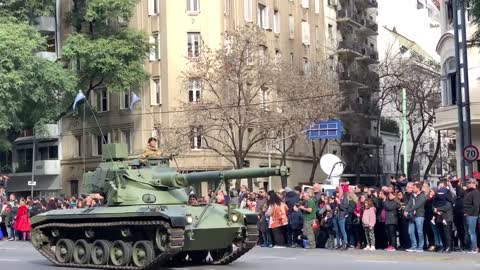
[59,0,149,115]
[0,0,55,21]
[0,18,77,141]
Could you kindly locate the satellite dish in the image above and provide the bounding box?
[320,154,345,185]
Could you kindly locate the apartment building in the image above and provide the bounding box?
[435,0,480,175]
[59,0,329,195]
[332,0,380,184]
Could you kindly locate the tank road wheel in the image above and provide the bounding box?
[132,241,155,268]
[73,240,91,265]
[110,240,132,266]
[91,240,111,265]
[55,239,74,263]
[155,227,169,252]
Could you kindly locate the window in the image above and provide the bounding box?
[150,33,160,61]
[303,58,310,75]
[92,133,111,156]
[224,0,230,15]
[315,0,320,13]
[92,88,109,112]
[148,0,159,16]
[273,10,280,33]
[70,180,79,196]
[290,53,294,67]
[302,0,309,8]
[120,130,132,153]
[151,78,161,105]
[187,0,200,13]
[244,0,253,22]
[190,127,204,149]
[328,24,333,37]
[187,32,200,58]
[275,49,281,65]
[120,89,131,110]
[258,45,267,65]
[257,4,269,29]
[316,26,320,45]
[261,87,270,111]
[289,15,294,39]
[443,58,456,106]
[75,135,82,157]
[301,21,310,45]
[189,79,201,102]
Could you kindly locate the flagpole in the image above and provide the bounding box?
[402,88,408,180]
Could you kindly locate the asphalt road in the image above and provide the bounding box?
[1,241,480,270]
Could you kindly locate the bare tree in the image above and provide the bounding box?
[179,25,339,187]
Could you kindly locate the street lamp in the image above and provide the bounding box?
[267,130,308,190]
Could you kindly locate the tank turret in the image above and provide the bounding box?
[82,143,288,206]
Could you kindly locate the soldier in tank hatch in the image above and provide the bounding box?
[140,137,162,160]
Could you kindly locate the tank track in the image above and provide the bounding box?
[210,224,258,265]
[31,220,184,270]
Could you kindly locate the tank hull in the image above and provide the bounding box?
[30,204,258,269]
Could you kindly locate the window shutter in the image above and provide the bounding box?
[302,21,310,45]
[244,0,252,22]
[148,0,154,15]
[315,0,320,13]
[302,0,309,8]
[149,35,156,61]
[264,7,270,29]
[289,16,294,39]
[150,79,158,105]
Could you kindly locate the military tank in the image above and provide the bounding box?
[30,143,288,269]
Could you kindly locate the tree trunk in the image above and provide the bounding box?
[309,140,328,184]
[281,152,288,188]
[423,131,442,180]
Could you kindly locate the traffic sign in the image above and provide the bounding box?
[28,181,36,186]
[307,120,343,140]
[463,145,479,162]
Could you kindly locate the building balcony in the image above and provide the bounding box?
[15,124,59,143]
[368,0,378,8]
[357,47,379,64]
[337,10,364,28]
[36,51,57,62]
[337,40,363,59]
[358,17,378,36]
[338,71,368,89]
[34,16,56,33]
[13,160,60,175]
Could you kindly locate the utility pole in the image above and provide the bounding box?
[402,88,408,179]
[30,127,36,197]
[453,0,473,182]
[453,0,466,182]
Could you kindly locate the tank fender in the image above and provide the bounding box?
[136,205,188,228]
[233,208,258,225]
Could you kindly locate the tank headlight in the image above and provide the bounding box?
[186,215,194,224]
[231,214,239,222]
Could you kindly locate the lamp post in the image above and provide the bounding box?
[30,126,36,197]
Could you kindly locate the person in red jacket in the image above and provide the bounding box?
[14,199,31,241]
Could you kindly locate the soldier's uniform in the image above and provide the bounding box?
[140,146,161,160]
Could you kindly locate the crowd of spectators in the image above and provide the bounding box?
[230,174,480,253]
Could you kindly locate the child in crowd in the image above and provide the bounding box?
[362,199,376,251]
[258,205,272,247]
[288,203,304,248]
[432,187,449,225]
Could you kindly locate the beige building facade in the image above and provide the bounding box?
[59,0,330,196]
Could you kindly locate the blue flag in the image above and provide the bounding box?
[72,90,86,110]
[129,92,140,111]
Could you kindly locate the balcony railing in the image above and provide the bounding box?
[337,9,364,26]
[338,40,363,55]
[14,160,60,175]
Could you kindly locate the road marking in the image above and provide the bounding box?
[0,259,21,262]
[257,256,297,260]
[0,248,16,250]
[356,260,399,264]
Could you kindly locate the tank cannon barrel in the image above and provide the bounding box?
[150,166,288,188]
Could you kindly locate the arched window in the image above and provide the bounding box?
[443,57,456,106]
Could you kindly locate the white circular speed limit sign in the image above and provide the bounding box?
[463,145,479,162]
